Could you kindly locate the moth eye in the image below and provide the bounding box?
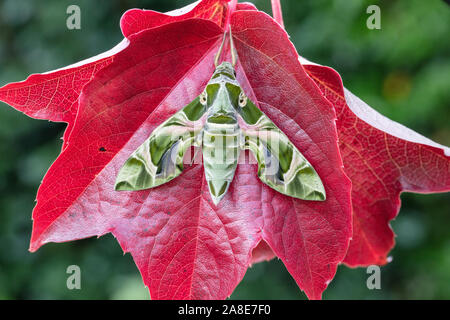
[200,91,208,105]
[238,91,247,107]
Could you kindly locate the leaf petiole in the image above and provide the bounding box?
[271,0,285,28]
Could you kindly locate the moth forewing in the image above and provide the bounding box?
[114,97,206,191]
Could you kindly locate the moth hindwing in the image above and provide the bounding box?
[115,61,326,203]
[238,98,326,201]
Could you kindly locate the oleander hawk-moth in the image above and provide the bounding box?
[115,33,326,205]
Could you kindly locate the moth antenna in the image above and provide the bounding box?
[214,31,227,67]
[229,27,237,67]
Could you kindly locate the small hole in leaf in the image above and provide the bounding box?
[99,147,106,152]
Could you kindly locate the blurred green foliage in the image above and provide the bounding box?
[0,0,449,299]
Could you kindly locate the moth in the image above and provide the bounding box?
[115,31,326,205]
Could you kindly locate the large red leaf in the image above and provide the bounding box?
[120,3,356,270]
[302,63,450,266]
[0,4,353,298]
[2,0,447,300]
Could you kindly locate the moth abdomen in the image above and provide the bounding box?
[202,122,240,204]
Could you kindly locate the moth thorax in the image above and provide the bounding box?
[203,122,240,168]
[204,122,239,133]
[213,62,236,79]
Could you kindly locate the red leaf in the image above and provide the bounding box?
[231,11,352,299]
[119,1,258,40]
[250,240,276,264]
[0,58,111,123]
[0,56,115,148]
[28,19,240,299]
[28,19,222,245]
[120,0,230,37]
[302,63,450,266]
[1,1,354,298]
[236,2,258,11]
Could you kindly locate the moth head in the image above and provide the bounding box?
[213,62,236,80]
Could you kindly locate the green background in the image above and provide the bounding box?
[0,0,449,299]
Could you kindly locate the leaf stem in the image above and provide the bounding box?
[225,0,238,31]
[271,0,285,29]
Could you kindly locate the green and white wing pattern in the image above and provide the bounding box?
[239,99,326,201]
[115,60,325,202]
[115,97,206,191]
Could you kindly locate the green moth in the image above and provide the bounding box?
[115,32,326,205]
